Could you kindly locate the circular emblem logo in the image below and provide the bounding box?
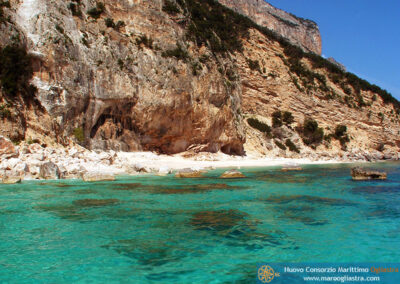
[258,265,276,283]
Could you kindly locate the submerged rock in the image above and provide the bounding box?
[351,167,387,181]
[220,169,245,179]
[281,165,302,171]
[73,199,119,207]
[190,210,248,232]
[175,168,204,178]
[40,162,61,180]
[82,173,116,182]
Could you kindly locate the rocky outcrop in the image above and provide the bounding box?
[327,57,346,72]
[0,0,244,155]
[351,167,387,180]
[0,136,19,159]
[175,168,204,178]
[1,176,22,184]
[0,0,398,160]
[218,0,322,54]
[220,169,246,178]
[40,162,61,180]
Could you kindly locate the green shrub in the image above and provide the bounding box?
[334,125,347,138]
[0,45,35,99]
[191,61,202,76]
[275,140,287,150]
[163,0,180,15]
[283,111,294,125]
[338,135,350,148]
[0,104,11,119]
[73,127,85,143]
[272,111,282,128]
[104,18,114,28]
[333,125,350,148]
[183,0,252,54]
[115,21,125,30]
[301,118,324,146]
[87,2,105,19]
[247,118,271,135]
[162,43,189,61]
[68,2,82,17]
[324,134,332,143]
[117,59,124,70]
[136,35,153,49]
[55,24,64,34]
[247,59,260,72]
[0,1,10,22]
[283,55,328,92]
[199,54,210,64]
[285,139,300,153]
[81,36,89,47]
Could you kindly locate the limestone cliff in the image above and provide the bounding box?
[0,0,399,160]
[217,0,322,54]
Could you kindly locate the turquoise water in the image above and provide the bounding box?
[1,162,400,283]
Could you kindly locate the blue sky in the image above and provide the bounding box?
[266,0,400,100]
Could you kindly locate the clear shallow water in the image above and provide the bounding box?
[0,162,400,283]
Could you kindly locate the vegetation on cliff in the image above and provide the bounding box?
[164,0,399,110]
[0,45,36,101]
[247,118,271,136]
[0,0,10,22]
[299,118,324,147]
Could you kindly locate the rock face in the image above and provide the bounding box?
[0,137,19,159]
[0,0,399,159]
[0,0,244,155]
[40,162,61,180]
[218,0,322,54]
[351,167,387,180]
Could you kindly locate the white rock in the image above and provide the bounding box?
[5,158,22,170]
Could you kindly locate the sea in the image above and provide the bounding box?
[1,162,399,283]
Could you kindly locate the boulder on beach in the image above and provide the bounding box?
[0,136,19,159]
[40,162,61,180]
[1,174,22,184]
[82,173,116,182]
[351,167,387,181]
[175,168,204,178]
[220,169,245,179]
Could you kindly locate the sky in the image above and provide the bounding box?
[266,0,400,100]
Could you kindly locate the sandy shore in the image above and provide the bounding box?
[1,138,391,183]
[117,151,344,171]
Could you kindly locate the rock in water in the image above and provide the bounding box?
[220,169,245,179]
[2,176,22,184]
[351,167,387,181]
[82,173,116,182]
[175,168,204,178]
[281,166,302,172]
[0,136,19,159]
[40,162,61,180]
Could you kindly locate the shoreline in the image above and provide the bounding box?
[2,139,394,183]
